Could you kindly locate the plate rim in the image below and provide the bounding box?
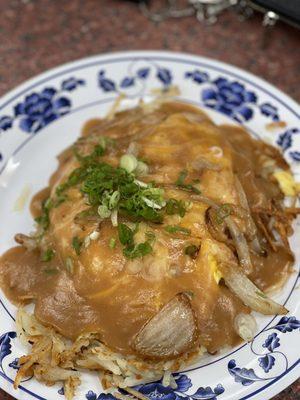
[1,50,299,114]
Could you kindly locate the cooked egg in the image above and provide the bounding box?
[273,169,300,197]
[208,253,223,284]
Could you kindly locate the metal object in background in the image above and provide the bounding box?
[191,0,239,24]
[139,0,195,23]
[248,0,300,29]
[139,0,239,25]
[138,0,300,29]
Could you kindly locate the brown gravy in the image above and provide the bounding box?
[0,102,294,357]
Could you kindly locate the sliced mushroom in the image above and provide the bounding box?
[131,293,198,359]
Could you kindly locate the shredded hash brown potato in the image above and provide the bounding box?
[15,308,205,397]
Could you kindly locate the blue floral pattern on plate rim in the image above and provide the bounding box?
[0,52,299,400]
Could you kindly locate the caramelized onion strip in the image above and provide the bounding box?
[224,216,253,275]
[234,175,265,255]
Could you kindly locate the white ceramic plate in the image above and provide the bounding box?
[0,51,299,400]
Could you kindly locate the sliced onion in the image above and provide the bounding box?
[234,313,257,342]
[111,209,118,227]
[218,262,288,315]
[131,293,198,359]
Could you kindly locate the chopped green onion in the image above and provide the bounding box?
[166,198,186,217]
[111,209,118,227]
[164,225,191,235]
[53,193,68,207]
[120,154,138,173]
[215,204,232,224]
[184,245,199,258]
[109,237,116,249]
[98,136,107,150]
[135,161,149,176]
[51,142,167,225]
[142,197,163,209]
[41,249,55,262]
[109,190,120,209]
[118,223,134,246]
[123,241,153,259]
[72,236,83,255]
[43,268,58,275]
[35,197,53,231]
[117,223,153,259]
[176,169,188,186]
[98,204,111,218]
[74,207,98,224]
[134,179,148,188]
[175,170,201,194]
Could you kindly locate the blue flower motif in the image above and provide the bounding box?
[8,357,19,370]
[191,384,225,399]
[120,77,135,88]
[14,88,71,133]
[273,316,300,333]
[132,374,193,400]
[262,333,280,352]
[289,151,300,162]
[258,354,275,373]
[137,68,150,79]
[185,70,209,84]
[61,77,85,91]
[98,71,117,92]
[86,373,224,400]
[138,382,177,400]
[0,331,17,369]
[58,387,65,395]
[98,394,116,400]
[174,374,192,392]
[86,391,116,400]
[157,68,172,86]
[259,103,279,121]
[202,78,256,122]
[277,128,299,152]
[0,116,13,131]
[277,131,292,151]
[228,360,262,386]
[86,391,97,400]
